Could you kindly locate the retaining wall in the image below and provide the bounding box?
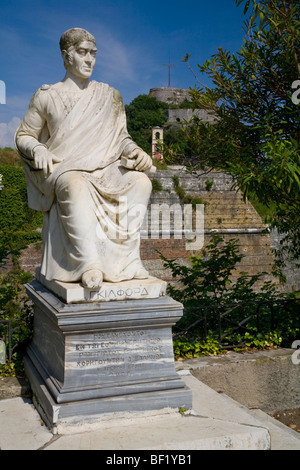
[15,167,286,291]
[176,349,300,414]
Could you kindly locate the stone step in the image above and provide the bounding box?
[0,374,270,450]
[2,372,300,450]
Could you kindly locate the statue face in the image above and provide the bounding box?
[66,40,97,79]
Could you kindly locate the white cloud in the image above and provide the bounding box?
[0,117,21,148]
[89,26,138,86]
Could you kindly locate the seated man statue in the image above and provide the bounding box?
[15,28,153,289]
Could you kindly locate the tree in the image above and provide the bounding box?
[125,94,168,155]
[159,233,296,352]
[160,234,275,308]
[126,94,196,161]
[163,0,300,264]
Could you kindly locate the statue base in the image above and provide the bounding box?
[24,280,192,431]
[36,269,167,303]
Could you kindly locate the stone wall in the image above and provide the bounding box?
[149,87,191,105]
[149,87,215,125]
[14,167,288,291]
[177,349,300,414]
[141,168,278,290]
[167,108,215,124]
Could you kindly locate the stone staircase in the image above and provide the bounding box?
[16,167,278,289]
[140,168,277,288]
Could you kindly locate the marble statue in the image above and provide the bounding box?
[15,28,154,289]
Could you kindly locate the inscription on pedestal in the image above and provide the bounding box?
[89,286,149,301]
[36,270,167,303]
[67,329,173,383]
[24,283,192,426]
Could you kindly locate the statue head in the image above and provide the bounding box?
[60,28,97,77]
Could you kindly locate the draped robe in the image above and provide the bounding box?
[15,81,152,283]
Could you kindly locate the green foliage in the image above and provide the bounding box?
[160,233,298,358]
[226,327,283,351]
[0,147,22,167]
[162,233,272,308]
[205,179,213,191]
[173,327,285,359]
[174,333,222,359]
[151,178,163,192]
[172,175,207,207]
[0,165,43,264]
[249,196,277,220]
[0,362,18,377]
[125,95,168,154]
[164,0,300,264]
[0,159,42,376]
[125,94,194,159]
[0,268,34,376]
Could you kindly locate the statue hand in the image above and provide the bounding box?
[126,149,153,172]
[32,146,62,176]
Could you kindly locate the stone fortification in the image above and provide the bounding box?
[167,108,215,124]
[149,86,215,124]
[140,168,279,291]
[17,168,298,292]
[150,87,191,105]
[146,87,296,291]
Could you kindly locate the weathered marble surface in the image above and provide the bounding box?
[17,28,192,432]
[24,281,192,430]
[36,269,167,303]
[15,28,153,289]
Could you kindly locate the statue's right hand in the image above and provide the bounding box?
[32,146,62,176]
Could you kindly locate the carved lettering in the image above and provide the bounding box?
[90,286,149,300]
[73,329,167,376]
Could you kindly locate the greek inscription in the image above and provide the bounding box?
[77,357,124,368]
[93,330,147,341]
[73,329,167,376]
[75,342,114,351]
[91,286,149,300]
[135,354,163,361]
[78,349,123,357]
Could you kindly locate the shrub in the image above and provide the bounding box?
[0,165,43,264]
[0,268,34,376]
[159,233,298,358]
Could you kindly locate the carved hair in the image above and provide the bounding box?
[59,28,96,52]
[60,28,96,69]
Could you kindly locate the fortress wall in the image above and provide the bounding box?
[15,168,296,292]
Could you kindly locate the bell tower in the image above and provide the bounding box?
[152,127,163,160]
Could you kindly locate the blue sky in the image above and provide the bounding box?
[0,0,247,147]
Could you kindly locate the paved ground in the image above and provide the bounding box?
[1,371,300,450]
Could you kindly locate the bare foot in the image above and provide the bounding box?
[82,269,103,289]
[134,268,149,279]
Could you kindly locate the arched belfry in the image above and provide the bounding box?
[152,127,163,160]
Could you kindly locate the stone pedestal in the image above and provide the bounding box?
[24,280,192,431]
[36,269,167,303]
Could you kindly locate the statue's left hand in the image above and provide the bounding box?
[126,149,153,172]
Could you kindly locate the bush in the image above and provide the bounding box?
[0,165,43,264]
[0,268,34,376]
[0,162,42,376]
[159,233,298,358]
[0,147,22,167]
